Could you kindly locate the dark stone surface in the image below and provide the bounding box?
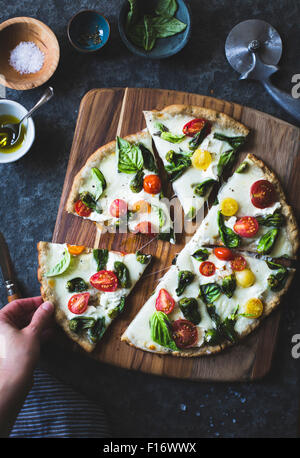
[0,0,299,438]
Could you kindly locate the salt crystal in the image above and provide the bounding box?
[9,41,45,75]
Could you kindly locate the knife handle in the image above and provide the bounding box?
[5,280,20,302]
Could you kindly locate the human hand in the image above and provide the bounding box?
[0,297,54,385]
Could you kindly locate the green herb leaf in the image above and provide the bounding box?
[191,248,209,262]
[192,179,217,197]
[235,161,248,173]
[69,316,95,334]
[126,0,138,29]
[117,136,144,174]
[138,143,157,172]
[176,270,195,296]
[257,228,279,255]
[161,131,186,143]
[256,210,285,228]
[155,0,178,17]
[266,261,288,291]
[213,133,246,150]
[217,211,241,248]
[151,16,187,38]
[188,122,211,150]
[143,15,156,51]
[217,149,235,176]
[199,283,221,304]
[186,206,196,221]
[46,249,71,277]
[149,311,178,351]
[93,249,108,271]
[178,297,201,325]
[91,167,106,200]
[136,251,152,264]
[66,277,88,293]
[108,296,126,319]
[87,317,106,344]
[114,261,131,288]
[221,274,236,298]
[80,191,102,213]
[164,150,191,182]
[130,170,144,193]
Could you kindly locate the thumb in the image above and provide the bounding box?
[25,301,54,337]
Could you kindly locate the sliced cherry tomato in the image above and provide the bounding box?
[172,319,198,349]
[230,255,247,272]
[199,261,216,276]
[250,180,276,209]
[75,199,92,217]
[155,288,175,315]
[68,292,90,315]
[90,270,118,292]
[109,199,128,218]
[134,221,156,235]
[182,118,211,137]
[143,174,161,194]
[132,200,151,213]
[214,247,233,261]
[234,216,259,238]
[67,244,85,255]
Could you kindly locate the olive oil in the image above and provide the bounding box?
[0,115,26,154]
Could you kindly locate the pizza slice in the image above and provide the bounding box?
[195,154,299,259]
[121,238,295,356]
[66,130,174,242]
[38,242,152,352]
[144,105,249,218]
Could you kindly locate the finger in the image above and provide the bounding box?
[0,297,43,328]
[25,301,54,337]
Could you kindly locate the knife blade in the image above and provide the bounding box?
[0,231,20,302]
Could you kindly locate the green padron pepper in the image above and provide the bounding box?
[114,261,132,288]
[66,277,88,293]
[178,297,201,325]
[176,270,195,296]
[130,170,144,193]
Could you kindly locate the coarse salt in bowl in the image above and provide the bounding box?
[9,41,45,75]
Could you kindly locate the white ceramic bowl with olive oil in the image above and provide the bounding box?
[0,99,35,163]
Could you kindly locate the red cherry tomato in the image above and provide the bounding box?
[230,255,247,272]
[143,175,161,194]
[109,199,128,218]
[234,216,259,238]
[172,319,198,349]
[199,261,216,276]
[134,221,156,235]
[250,180,276,209]
[90,270,118,292]
[68,293,90,315]
[182,118,211,137]
[75,199,92,217]
[213,247,233,261]
[155,288,175,315]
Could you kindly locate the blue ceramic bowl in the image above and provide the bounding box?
[67,10,110,53]
[118,0,191,59]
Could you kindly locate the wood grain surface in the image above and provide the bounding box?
[52,87,299,381]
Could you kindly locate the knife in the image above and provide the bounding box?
[0,231,20,302]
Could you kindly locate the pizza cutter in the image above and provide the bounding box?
[225,19,300,122]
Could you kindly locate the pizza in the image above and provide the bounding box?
[66,130,174,242]
[196,154,299,259]
[37,242,152,352]
[144,105,249,218]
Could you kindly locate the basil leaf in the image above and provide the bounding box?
[87,317,106,344]
[93,249,108,271]
[155,0,178,17]
[138,143,157,172]
[153,205,166,228]
[178,297,201,325]
[46,249,71,277]
[188,122,211,150]
[66,277,88,293]
[164,150,191,182]
[235,161,248,173]
[161,131,186,143]
[117,136,144,174]
[266,261,288,291]
[217,149,235,176]
[126,0,138,29]
[186,206,196,221]
[205,305,238,344]
[114,261,131,288]
[128,22,145,48]
[130,170,144,193]
[80,191,102,213]
[217,211,241,248]
[176,270,195,296]
[221,274,236,298]
[143,15,156,51]
[256,210,285,228]
[192,179,217,197]
[91,167,106,200]
[257,228,279,255]
[213,133,246,150]
[155,122,169,133]
[150,311,178,351]
[192,248,209,261]
[151,16,187,38]
[108,296,126,319]
[136,251,152,264]
[199,283,221,304]
[69,316,95,333]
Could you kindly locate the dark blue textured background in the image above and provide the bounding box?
[0,0,299,438]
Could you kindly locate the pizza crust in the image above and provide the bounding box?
[66,130,151,215]
[145,104,250,136]
[37,241,95,352]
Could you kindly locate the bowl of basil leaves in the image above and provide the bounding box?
[118,0,191,59]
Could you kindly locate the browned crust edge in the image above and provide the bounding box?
[144,104,250,136]
[37,241,95,353]
[65,130,151,215]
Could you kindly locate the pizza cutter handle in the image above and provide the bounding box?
[5,280,20,302]
[262,79,300,123]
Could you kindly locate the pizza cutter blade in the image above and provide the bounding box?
[225,19,300,122]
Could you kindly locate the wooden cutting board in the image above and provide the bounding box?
[53,87,299,381]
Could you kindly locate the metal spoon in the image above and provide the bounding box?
[0,87,54,148]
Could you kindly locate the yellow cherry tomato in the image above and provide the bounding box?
[132,200,151,213]
[220,197,239,216]
[235,268,255,288]
[191,149,212,170]
[244,298,263,318]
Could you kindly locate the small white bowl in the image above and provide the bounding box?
[0,99,35,163]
